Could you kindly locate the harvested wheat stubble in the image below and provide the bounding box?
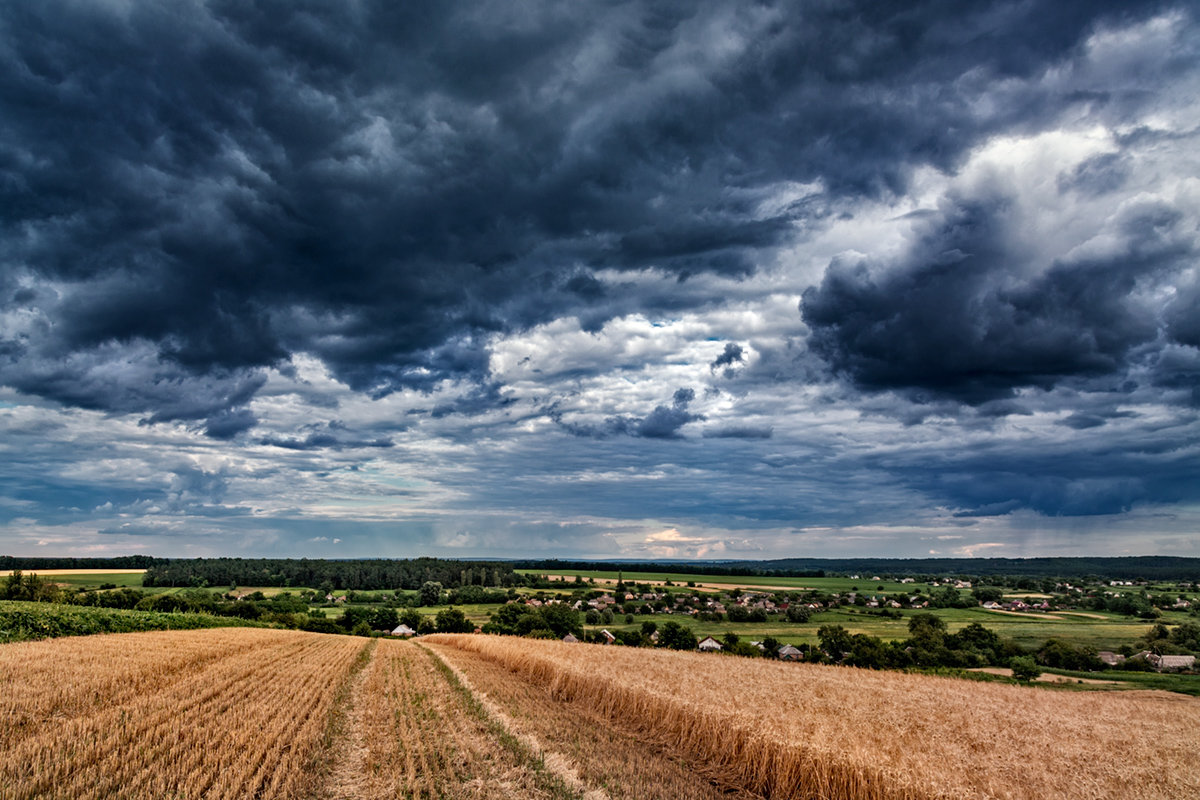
[346,637,559,800]
[422,639,752,800]
[1,628,364,800]
[425,634,1200,800]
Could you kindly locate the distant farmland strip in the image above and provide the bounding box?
[426,634,1200,800]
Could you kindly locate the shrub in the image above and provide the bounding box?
[1010,656,1041,682]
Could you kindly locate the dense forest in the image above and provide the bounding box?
[141,557,520,590]
[0,555,161,570]
[515,556,1200,581]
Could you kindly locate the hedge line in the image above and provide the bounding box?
[0,600,267,643]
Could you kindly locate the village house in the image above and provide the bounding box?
[598,629,616,644]
[561,633,579,643]
[697,636,723,651]
[1149,654,1196,672]
[778,644,802,661]
[390,624,416,637]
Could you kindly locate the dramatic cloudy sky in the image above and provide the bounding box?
[2,0,1198,560]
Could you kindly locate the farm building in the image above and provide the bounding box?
[562,633,579,643]
[1150,654,1195,672]
[697,636,723,652]
[390,624,416,637]
[778,645,802,661]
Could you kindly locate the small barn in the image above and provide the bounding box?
[562,633,580,643]
[778,644,803,662]
[697,636,723,652]
[1152,654,1195,672]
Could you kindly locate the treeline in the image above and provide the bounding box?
[513,559,826,578]
[0,555,161,570]
[518,556,1200,581]
[731,556,1200,581]
[0,600,264,644]
[142,557,521,590]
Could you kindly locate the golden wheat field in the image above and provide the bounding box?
[4,628,1199,800]
[425,633,1200,800]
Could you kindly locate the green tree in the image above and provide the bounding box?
[818,624,853,661]
[657,621,696,651]
[1010,656,1041,682]
[370,607,399,631]
[435,608,474,633]
[537,603,583,638]
[398,608,421,629]
[419,581,443,607]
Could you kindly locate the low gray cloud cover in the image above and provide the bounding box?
[1,0,1197,559]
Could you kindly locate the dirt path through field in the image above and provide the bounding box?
[981,608,1065,619]
[322,640,377,800]
[969,667,1121,685]
[416,640,611,800]
[423,640,753,800]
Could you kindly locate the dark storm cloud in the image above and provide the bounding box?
[1,0,1172,427]
[553,387,702,439]
[635,387,703,439]
[709,342,744,378]
[801,189,1196,405]
[259,432,393,451]
[703,425,773,439]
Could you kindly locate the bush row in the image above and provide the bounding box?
[0,601,266,643]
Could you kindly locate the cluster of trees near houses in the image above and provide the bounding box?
[141,557,521,590]
[517,604,1200,677]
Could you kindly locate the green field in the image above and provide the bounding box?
[521,568,951,595]
[581,606,1177,650]
[10,570,148,588]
